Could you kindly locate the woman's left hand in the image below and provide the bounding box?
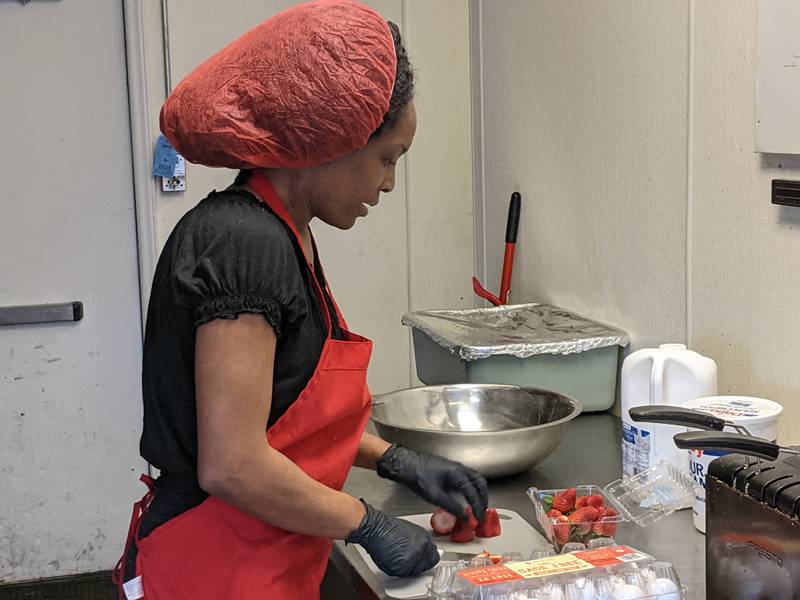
[376,444,488,521]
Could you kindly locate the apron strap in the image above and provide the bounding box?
[113,474,156,597]
[248,171,335,335]
[308,231,349,331]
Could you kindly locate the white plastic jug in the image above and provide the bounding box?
[621,344,717,478]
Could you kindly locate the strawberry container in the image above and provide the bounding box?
[529,485,627,552]
[529,462,694,552]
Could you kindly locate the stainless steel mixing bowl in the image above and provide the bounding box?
[371,384,582,478]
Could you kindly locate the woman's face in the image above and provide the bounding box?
[307,100,417,230]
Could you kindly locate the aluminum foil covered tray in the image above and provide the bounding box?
[402,303,629,362]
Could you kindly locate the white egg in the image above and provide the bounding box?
[548,586,565,600]
[640,567,657,584]
[578,579,596,600]
[616,583,646,599]
[648,577,681,600]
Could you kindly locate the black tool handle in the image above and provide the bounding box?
[673,431,780,461]
[628,405,726,431]
[505,192,521,244]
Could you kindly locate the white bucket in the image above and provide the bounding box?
[683,395,783,533]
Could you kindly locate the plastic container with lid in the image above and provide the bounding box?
[403,304,629,412]
[681,395,783,533]
[438,545,687,599]
[621,344,717,479]
[528,462,695,552]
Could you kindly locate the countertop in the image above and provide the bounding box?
[330,413,705,599]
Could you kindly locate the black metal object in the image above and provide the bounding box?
[0,301,83,326]
[673,431,782,461]
[629,405,727,431]
[772,179,800,207]
[706,449,800,598]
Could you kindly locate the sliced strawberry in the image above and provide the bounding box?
[450,507,478,543]
[567,506,601,535]
[553,515,570,546]
[450,520,476,543]
[551,488,577,513]
[430,508,457,535]
[476,508,501,538]
[587,494,606,509]
[575,496,589,509]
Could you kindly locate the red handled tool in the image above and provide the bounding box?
[473,192,521,306]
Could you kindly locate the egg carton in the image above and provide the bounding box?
[428,545,685,600]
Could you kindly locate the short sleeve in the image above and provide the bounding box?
[170,191,308,336]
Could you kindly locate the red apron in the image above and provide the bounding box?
[115,172,373,599]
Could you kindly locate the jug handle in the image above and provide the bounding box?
[650,357,665,406]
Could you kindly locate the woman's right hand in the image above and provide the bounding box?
[346,500,439,577]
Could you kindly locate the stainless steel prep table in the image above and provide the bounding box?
[329,413,706,599]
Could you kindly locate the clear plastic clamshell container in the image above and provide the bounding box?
[603,462,694,527]
[428,545,686,599]
[529,462,694,552]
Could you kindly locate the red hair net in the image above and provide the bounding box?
[160,0,396,169]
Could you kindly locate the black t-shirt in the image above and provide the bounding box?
[140,187,342,477]
[123,188,344,578]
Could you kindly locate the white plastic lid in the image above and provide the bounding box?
[683,395,783,425]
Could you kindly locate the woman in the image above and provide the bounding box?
[114,2,487,599]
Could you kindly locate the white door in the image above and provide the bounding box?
[0,0,145,582]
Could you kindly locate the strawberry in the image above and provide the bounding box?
[587,494,606,509]
[450,520,475,543]
[450,507,478,543]
[593,520,618,538]
[476,550,501,564]
[551,488,577,513]
[547,508,563,519]
[567,506,601,535]
[476,508,501,538]
[430,508,457,535]
[553,515,570,546]
[575,496,589,509]
[592,507,619,537]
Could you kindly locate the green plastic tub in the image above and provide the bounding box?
[404,304,629,413]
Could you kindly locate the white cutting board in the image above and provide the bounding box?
[354,508,549,599]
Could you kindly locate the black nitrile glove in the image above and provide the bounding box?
[346,500,440,577]
[376,444,489,521]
